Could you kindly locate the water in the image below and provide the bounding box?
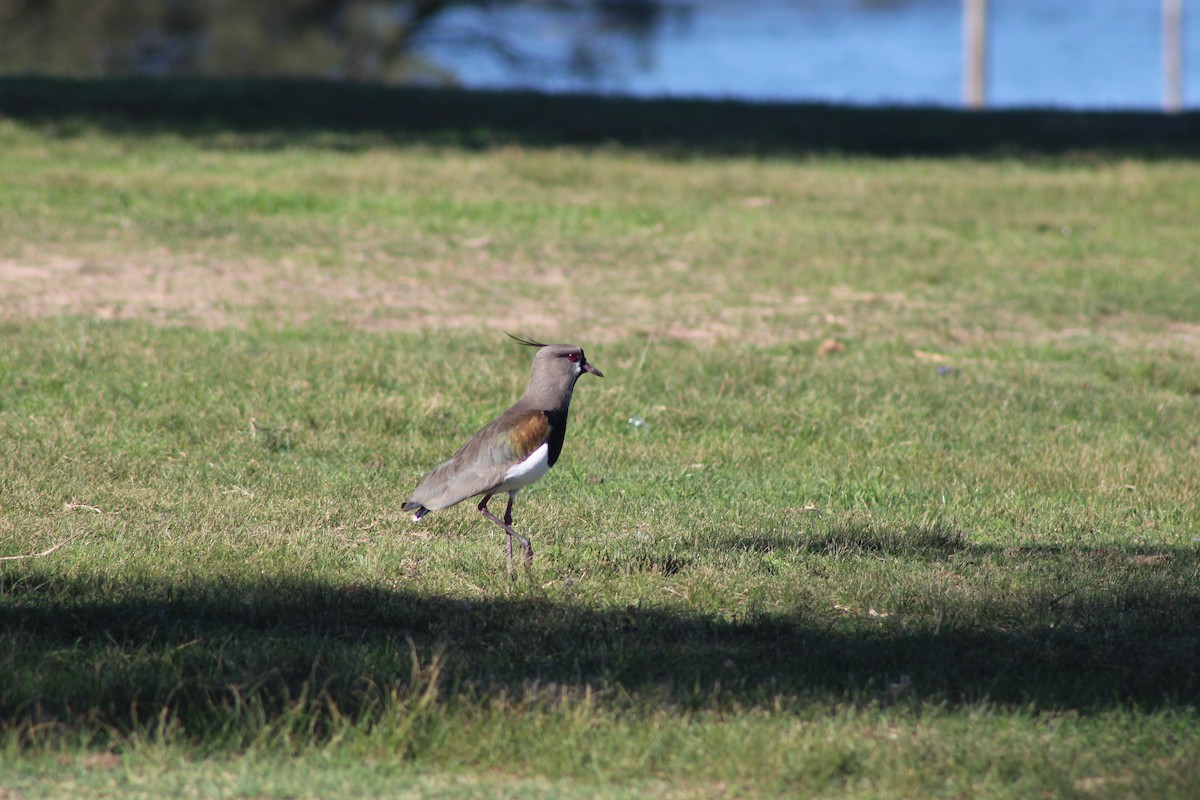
[420,0,1200,109]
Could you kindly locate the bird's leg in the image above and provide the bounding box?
[502,495,514,562]
[477,495,510,564]
[503,493,533,565]
[478,494,533,566]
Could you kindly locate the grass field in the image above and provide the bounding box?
[1,79,1199,798]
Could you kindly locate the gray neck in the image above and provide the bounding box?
[519,366,580,412]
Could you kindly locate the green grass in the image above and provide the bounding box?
[1,80,1199,797]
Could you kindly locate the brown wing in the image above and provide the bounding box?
[403,408,551,512]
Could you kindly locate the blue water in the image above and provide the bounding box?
[420,0,1200,109]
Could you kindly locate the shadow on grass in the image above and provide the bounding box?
[2,531,1198,739]
[2,76,1200,159]
[730,521,969,558]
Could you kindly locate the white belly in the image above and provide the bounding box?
[497,442,551,493]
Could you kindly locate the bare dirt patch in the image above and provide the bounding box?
[2,250,828,344]
[2,254,288,328]
[3,250,1183,354]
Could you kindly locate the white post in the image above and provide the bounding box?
[1164,0,1184,112]
[964,0,988,109]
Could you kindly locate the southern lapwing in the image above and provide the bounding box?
[402,335,603,565]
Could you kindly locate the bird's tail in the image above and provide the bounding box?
[402,501,430,522]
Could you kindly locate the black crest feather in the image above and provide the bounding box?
[506,333,548,348]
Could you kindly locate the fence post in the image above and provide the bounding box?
[1164,0,1184,112]
[964,0,988,109]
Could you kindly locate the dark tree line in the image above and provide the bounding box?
[0,0,686,85]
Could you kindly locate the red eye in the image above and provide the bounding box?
[566,352,580,363]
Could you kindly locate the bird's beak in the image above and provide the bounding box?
[583,362,604,378]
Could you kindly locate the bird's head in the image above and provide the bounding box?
[509,334,604,383]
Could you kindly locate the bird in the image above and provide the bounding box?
[402,335,603,565]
